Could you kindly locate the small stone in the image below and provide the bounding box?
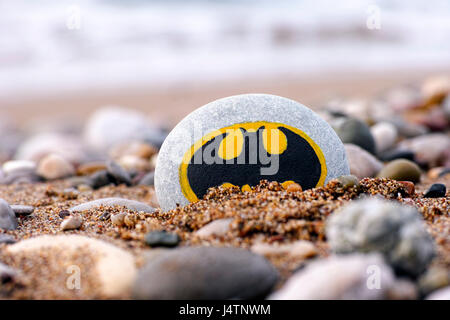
[2,160,36,176]
[336,175,359,188]
[61,215,83,231]
[398,134,450,167]
[195,218,233,238]
[327,198,435,277]
[99,211,111,221]
[424,183,446,198]
[426,286,450,300]
[88,170,112,189]
[6,235,136,298]
[70,198,155,213]
[36,153,75,180]
[251,240,317,259]
[421,75,450,104]
[106,160,132,186]
[59,210,70,219]
[111,212,126,227]
[155,94,349,211]
[270,254,416,300]
[145,231,180,248]
[132,247,279,299]
[138,171,155,186]
[286,182,302,193]
[109,141,157,160]
[83,106,164,153]
[15,132,86,164]
[377,159,421,183]
[0,234,16,244]
[371,122,398,154]
[331,117,376,154]
[380,149,415,162]
[76,162,106,176]
[10,205,35,217]
[344,144,383,179]
[118,155,151,172]
[0,199,18,230]
[397,181,415,197]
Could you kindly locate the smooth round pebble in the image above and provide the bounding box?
[2,160,36,176]
[424,183,446,198]
[398,134,450,167]
[70,198,155,213]
[426,286,450,300]
[371,122,398,154]
[270,254,416,300]
[344,144,383,179]
[156,94,349,211]
[138,171,155,186]
[331,117,376,154]
[6,235,136,298]
[335,175,359,188]
[36,153,75,180]
[195,218,233,238]
[0,199,18,230]
[88,170,112,189]
[132,246,279,299]
[377,159,421,183]
[251,240,317,259]
[10,205,35,217]
[61,216,83,231]
[145,231,180,248]
[0,234,16,244]
[106,160,132,186]
[327,198,435,277]
[380,149,415,162]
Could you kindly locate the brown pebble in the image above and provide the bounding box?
[398,181,415,197]
[286,183,302,193]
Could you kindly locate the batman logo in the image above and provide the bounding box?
[179,121,327,202]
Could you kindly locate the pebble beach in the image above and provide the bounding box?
[0,74,449,300]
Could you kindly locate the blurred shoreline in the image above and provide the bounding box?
[2,66,450,127]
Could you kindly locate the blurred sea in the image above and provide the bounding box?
[1,0,450,99]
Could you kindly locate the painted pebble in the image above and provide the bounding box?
[155,94,349,211]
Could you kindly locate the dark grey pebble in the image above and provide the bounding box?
[138,171,155,186]
[424,184,446,198]
[380,150,415,162]
[88,170,112,189]
[99,211,111,221]
[331,117,376,154]
[0,199,18,230]
[0,234,16,244]
[10,205,34,217]
[132,247,279,299]
[145,231,180,248]
[59,210,70,219]
[106,160,132,186]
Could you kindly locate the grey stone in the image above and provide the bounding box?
[326,198,435,278]
[344,144,383,179]
[145,231,180,248]
[70,197,155,213]
[155,94,349,211]
[330,117,376,154]
[106,160,132,186]
[397,134,450,167]
[336,175,359,188]
[270,254,416,300]
[83,106,165,153]
[132,246,279,299]
[88,169,112,189]
[138,171,155,186]
[371,122,398,154]
[0,234,16,244]
[11,205,35,217]
[0,199,18,230]
[195,218,233,238]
